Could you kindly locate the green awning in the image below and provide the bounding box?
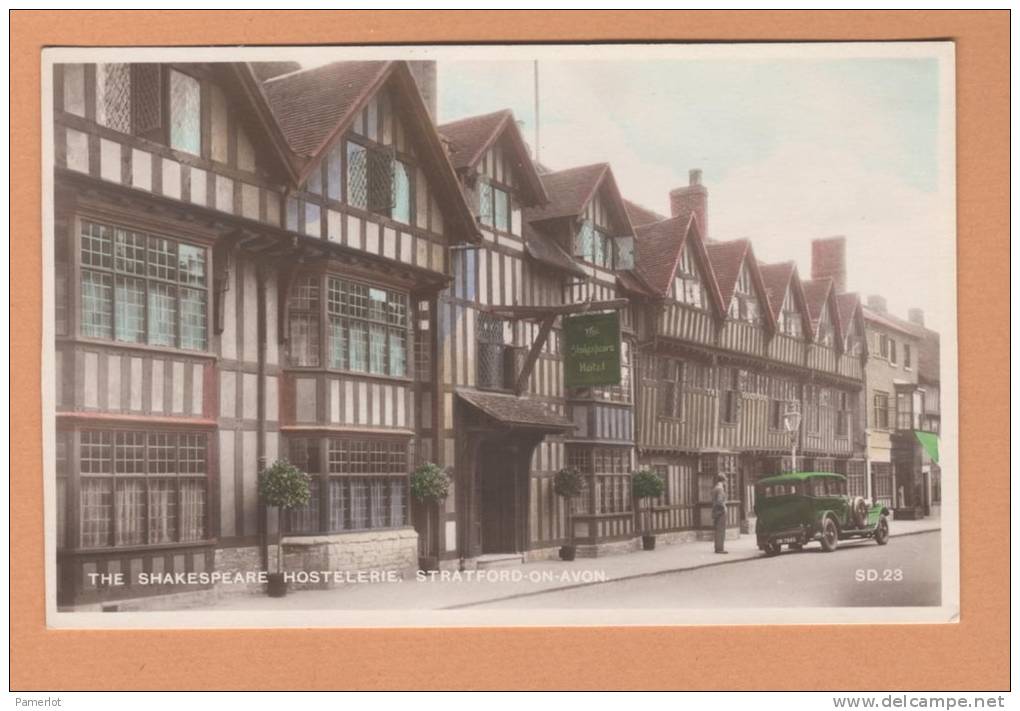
[915,431,940,464]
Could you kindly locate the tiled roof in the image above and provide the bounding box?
[706,239,751,311]
[261,61,391,157]
[438,109,513,170]
[526,163,610,222]
[624,199,667,227]
[250,61,302,82]
[863,306,918,337]
[616,269,655,296]
[834,292,862,339]
[457,389,574,431]
[633,216,688,296]
[437,109,547,205]
[758,261,797,321]
[523,223,586,278]
[802,279,836,336]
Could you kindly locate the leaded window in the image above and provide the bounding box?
[393,159,412,225]
[673,246,706,309]
[657,358,683,419]
[721,368,742,424]
[287,274,320,367]
[346,140,395,214]
[79,221,208,351]
[77,429,208,548]
[816,302,835,347]
[778,289,803,337]
[728,264,761,324]
[574,220,613,269]
[169,69,201,155]
[284,437,409,534]
[96,63,132,133]
[476,311,511,390]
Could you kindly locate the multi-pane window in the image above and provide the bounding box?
[478,180,511,234]
[889,339,898,364]
[657,358,683,419]
[873,391,890,429]
[88,63,164,140]
[673,246,706,309]
[346,140,400,217]
[904,344,912,369]
[476,312,511,390]
[574,220,613,269]
[816,304,835,347]
[96,63,132,133]
[804,385,821,433]
[836,391,852,436]
[566,447,631,515]
[896,391,914,430]
[769,377,798,430]
[288,274,409,377]
[79,221,208,351]
[169,69,201,155]
[728,265,760,324]
[77,430,207,548]
[778,289,803,337]
[393,159,413,225]
[721,368,742,424]
[284,437,409,534]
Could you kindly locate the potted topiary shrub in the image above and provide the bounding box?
[632,468,665,550]
[258,459,311,597]
[553,467,584,561]
[410,462,450,571]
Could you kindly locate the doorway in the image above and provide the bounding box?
[479,442,519,554]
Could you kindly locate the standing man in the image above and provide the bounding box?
[712,474,728,554]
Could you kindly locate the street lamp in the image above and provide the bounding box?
[782,406,802,473]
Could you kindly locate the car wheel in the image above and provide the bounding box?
[874,517,890,545]
[819,517,839,552]
[763,540,782,557]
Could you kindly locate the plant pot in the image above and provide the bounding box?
[642,534,656,551]
[267,572,287,598]
[559,545,576,561]
[418,556,439,572]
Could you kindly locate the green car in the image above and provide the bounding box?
[754,472,890,556]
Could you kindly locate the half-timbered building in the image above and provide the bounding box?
[51,58,930,609]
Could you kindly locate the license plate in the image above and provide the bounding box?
[775,536,798,545]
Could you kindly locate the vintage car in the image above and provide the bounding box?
[754,472,890,556]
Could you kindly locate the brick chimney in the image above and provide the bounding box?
[867,294,887,313]
[670,169,708,239]
[811,236,847,294]
[406,61,437,119]
[908,308,925,327]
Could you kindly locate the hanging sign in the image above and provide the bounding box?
[563,311,622,388]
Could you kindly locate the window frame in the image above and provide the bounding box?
[285,270,412,380]
[72,427,211,551]
[74,216,212,354]
[283,435,410,535]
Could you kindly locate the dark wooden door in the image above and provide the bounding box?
[480,443,516,553]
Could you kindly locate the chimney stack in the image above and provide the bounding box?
[811,236,847,293]
[908,308,925,327]
[670,169,708,239]
[406,61,437,119]
[867,294,887,313]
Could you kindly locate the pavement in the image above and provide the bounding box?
[203,517,942,611]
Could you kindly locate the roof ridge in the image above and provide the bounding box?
[437,108,513,129]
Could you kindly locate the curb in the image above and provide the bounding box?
[441,527,941,610]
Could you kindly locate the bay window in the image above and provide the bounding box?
[287,273,409,377]
[285,436,409,534]
[77,429,208,548]
[79,220,208,351]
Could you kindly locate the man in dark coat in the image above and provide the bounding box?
[712,474,728,554]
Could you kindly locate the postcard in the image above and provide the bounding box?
[41,41,959,628]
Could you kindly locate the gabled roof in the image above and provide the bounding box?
[616,269,656,297]
[248,60,480,243]
[457,389,573,432]
[438,109,548,206]
[863,306,920,338]
[624,199,667,227]
[250,61,302,82]
[631,214,723,313]
[525,163,631,234]
[759,261,812,334]
[705,239,776,330]
[802,278,844,343]
[835,292,863,338]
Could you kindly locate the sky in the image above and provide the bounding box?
[436,56,953,333]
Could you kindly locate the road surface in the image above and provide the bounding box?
[468,530,941,608]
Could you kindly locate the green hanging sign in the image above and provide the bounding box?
[563,311,621,388]
[915,431,940,464]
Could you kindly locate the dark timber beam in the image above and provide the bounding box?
[483,298,629,321]
[514,313,557,396]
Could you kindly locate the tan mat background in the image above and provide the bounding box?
[10,10,1009,691]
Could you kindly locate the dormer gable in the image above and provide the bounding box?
[760,261,812,339]
[706,240,775,330]
[803,278,844,348]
